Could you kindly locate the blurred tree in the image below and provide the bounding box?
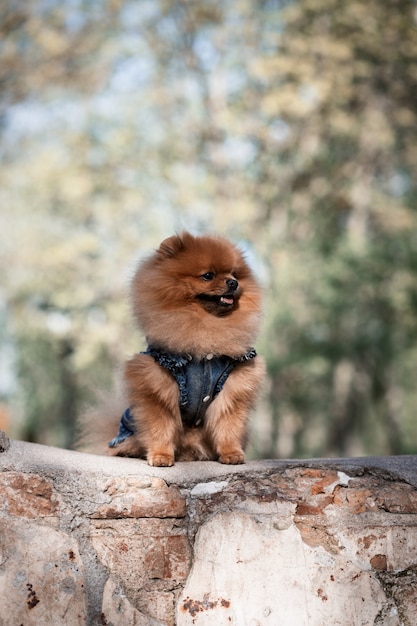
[0,0,416,456]
[241,0,417,457]
[0,0,115,112]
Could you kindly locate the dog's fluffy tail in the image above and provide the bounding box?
[74,390,124,456]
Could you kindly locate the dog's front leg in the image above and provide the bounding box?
[124,354,182,466]
[205,357,265,464]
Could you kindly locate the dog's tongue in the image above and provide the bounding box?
[221,296,234,305]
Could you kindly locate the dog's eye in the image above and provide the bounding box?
[201,272,216,281]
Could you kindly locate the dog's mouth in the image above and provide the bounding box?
[196,292,237,314]
[219,294,235,306]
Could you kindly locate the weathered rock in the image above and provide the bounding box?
[1,471,60,519]
[177,511,387,625]
[91,518,191,624]
[93,476,186,519]
[0,519,87,625]
[101,577,159,626]
[0,438,417,626]
[0,430,10,453]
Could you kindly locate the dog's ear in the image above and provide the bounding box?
[157,232,190,258]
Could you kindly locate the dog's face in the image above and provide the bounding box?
[195,270,240,316]
[131,231,262,356]
[156,232,254,317]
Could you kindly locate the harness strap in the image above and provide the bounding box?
[108,408,135,448]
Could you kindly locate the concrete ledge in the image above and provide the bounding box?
[1,434,417,625]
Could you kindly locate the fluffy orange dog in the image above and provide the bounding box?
[83,232,265,466]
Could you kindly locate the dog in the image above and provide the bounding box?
[79,232,265,466]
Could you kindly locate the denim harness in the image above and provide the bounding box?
[108,345,257,448]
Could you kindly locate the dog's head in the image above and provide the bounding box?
[155,232,254,316]
[131,231,262,356]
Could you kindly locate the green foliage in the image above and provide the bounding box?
[1,0,416,457]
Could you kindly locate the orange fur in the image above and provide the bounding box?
[79,232,265,466]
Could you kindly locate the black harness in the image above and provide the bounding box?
[108,345,257,448]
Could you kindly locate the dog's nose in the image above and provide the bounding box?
[226,278,238,291]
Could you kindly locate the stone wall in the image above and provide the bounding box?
[1,431,417,625]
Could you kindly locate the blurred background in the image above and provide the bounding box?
[1,0,417,459]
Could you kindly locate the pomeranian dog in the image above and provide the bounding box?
[80,232,265,466]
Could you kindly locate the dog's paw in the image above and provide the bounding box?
[218,450,246,465]
[147,452,175,467]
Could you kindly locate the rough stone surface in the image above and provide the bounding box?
[93,476,186,519]
[0,430,10,453]
[0,432,417,625]
[1,471,60,519]
[0,519,87,625]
